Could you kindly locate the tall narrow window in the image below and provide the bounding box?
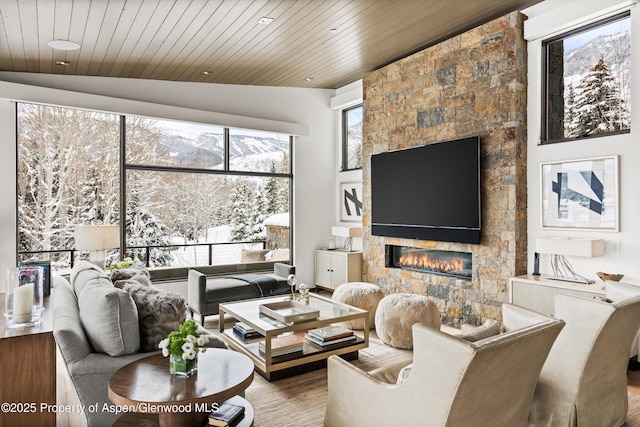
[542,12,631,143]
[342,105,363,170]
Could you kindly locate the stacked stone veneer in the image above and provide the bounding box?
[362,12,528,327]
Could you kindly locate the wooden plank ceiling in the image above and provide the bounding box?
[0,0,542,89]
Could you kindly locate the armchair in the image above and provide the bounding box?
[324,303,564,427]
[528,289,640,427]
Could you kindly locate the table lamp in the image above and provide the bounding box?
[536,236,605,284]
[74,224,120,268]
[331,226,362,252]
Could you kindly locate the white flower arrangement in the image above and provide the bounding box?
[158,318,209,360]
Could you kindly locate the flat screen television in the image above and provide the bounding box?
[371,135,481,244]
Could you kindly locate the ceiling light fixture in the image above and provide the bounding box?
[304,77,314,82]
[55,60,70,66]
[201,71,212,75]
[257,16,274,25]
[329,28,338,34]
[48,39,81,51]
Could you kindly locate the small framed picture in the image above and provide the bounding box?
[540,156,619,231]
[18,260,51,296]
[340,182,363,223]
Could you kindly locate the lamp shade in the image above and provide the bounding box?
[331,226,363,238]
[74,225,120,251]
[536,236,605,258]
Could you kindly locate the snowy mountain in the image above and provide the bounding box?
[564,31,630,93]
[157,131,288,169]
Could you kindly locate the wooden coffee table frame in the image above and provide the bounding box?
[219,293,369,381]
[108,349,254,427]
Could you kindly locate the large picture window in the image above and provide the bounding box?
[542,11,631,143]
[341,105,363,171]
[17,103,292,272]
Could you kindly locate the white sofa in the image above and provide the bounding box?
[53,262,226,426]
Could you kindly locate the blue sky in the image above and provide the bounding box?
[564,17,630,52]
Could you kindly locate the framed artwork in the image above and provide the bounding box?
[340,182,363,222]
[18,260,51,296]
[540,156,619,231]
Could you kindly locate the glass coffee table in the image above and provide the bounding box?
[219,293,369,381]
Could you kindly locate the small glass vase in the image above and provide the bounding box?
[169,354,198,377]
[4,266,45,329]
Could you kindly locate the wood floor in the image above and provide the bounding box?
[629,370,640,395]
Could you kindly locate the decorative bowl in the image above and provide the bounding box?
[597,272,624,282]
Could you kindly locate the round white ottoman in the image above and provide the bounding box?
[332,282,385,330]
[375,293,441,349]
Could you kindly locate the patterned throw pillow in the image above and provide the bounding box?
[120,282,187,352]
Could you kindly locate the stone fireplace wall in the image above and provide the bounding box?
[362,12,528,326]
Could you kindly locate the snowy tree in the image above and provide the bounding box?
[125,181,173,266]
[564,84,578,137]
[229,180,256,242]
[571,57,629,136]
[17,104,120,264]
[263,162,289,215]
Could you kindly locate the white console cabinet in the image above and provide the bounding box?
[508,274,605,316]
[315,250,362,291]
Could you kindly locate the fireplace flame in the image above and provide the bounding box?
[397,252,464,273]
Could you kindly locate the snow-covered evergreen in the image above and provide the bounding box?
[561,25,630,138]
[566,57,628,136]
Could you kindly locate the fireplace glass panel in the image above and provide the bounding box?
[389,246,472,280]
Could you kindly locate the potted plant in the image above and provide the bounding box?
[158,319,209,377]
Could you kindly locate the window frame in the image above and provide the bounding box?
[341,104,363,171]
[16,103,294,274]
[540,10,631,145]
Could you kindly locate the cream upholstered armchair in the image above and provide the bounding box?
[528,284,640,427]
[324,303,565,427]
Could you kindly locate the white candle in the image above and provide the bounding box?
[13,283,33,323]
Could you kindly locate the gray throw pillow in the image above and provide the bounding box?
[77,283,140,356]
[71,261,111,297]
[121,282,187,352]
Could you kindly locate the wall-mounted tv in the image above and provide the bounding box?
[371,136,481,244]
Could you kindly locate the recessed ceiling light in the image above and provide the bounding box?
[304,77,314,82]
[201,71,212,75]
[55,60,70,66]
[48,40,81,51]
[257,16,274,25]
[329,28,338,34]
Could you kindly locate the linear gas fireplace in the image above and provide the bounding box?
[387,246,472,280]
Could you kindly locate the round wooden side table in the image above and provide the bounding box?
[108,349,254,427]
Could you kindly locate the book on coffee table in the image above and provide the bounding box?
[259,332,305,356]
[304,333,357,347]
[307,325,354,341]
[209,402,245,426]
[232,322,261,339]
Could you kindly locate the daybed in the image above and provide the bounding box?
[188,262,295,324]
[53,262,226,427]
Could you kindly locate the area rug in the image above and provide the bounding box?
[205,319,640,427]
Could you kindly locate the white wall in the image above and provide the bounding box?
[330,80,364,251]
[524,0,640,284]
[0,72,336,286]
